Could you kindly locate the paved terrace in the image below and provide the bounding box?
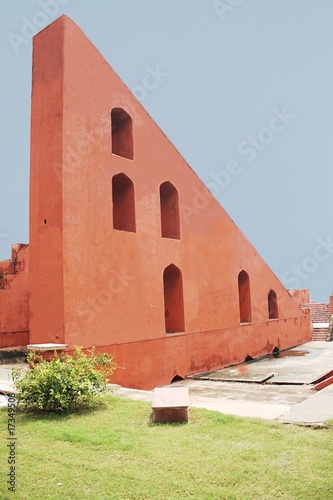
[0,341,332,425]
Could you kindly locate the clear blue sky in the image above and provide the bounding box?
[1,0,333,302]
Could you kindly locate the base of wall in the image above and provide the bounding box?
[0,331,29,349]
[65,316,312,390]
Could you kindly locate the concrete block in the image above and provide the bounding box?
[152,387,189,423]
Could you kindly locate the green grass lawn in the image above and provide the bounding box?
[1,396,332,499]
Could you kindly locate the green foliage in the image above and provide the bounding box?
[12,347,117,413]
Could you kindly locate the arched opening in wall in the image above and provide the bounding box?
[238,270,252,323]
[112,173,136,232]
[163,264,185,333]
[268,289,278,319]
[160,182,180,239]
[111,108,133,160]
[170,375,184,384]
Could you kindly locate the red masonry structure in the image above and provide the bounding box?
[0,244,29,348]
[0,16,311,389]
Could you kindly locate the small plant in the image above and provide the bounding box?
[12,347,117,413]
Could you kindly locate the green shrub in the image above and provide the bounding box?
[12,347,117,413]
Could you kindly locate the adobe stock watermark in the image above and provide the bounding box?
[207,106,295,194]
[132,65,169,103]
[7,394,17,493]
[7,0,71,53]
[181,106,296,223]
[282,235,333,289]
[213,0,245,21]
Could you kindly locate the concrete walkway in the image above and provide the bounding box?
[279,385,333,425]
[1,342,333,425]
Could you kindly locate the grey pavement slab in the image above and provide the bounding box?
[279,385,333,425]
[0,381,17,394]
[190,368,275,384]
[0,394,8,408]
[172,379,312,406]
[0,363,27,396]
[192,342,333,385]
[189,397,290,420]
[113,386,153,403]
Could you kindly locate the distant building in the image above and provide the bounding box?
[291,290,332,341]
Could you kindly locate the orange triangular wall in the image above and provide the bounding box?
[28,16,311,389]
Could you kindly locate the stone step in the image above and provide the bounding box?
[312,328,328,341]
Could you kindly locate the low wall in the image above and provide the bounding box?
[0,245,29,348]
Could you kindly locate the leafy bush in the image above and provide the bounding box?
[12,347,117,413]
